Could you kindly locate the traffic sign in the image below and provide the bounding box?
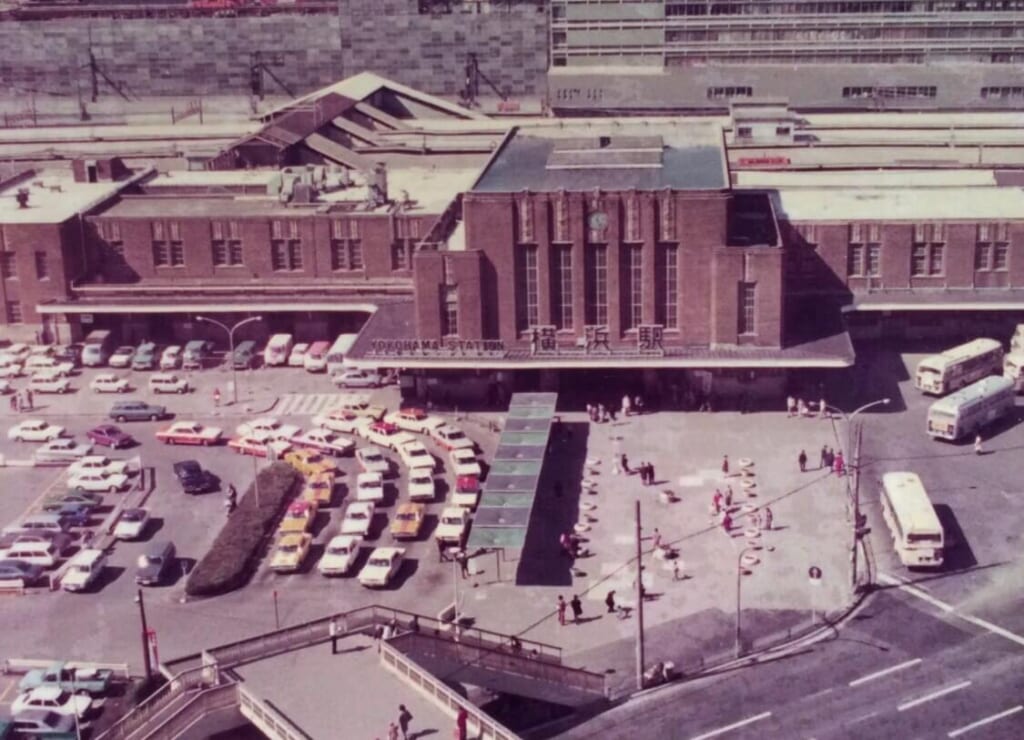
[808,566,823,584]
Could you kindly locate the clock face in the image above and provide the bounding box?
[589,211,608,230]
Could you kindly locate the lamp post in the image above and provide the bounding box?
[826,398,891,592]
[134,589,152,680]
[735,546,757,658]
[195,315,263,405]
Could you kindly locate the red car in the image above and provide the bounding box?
[86,424,135,449]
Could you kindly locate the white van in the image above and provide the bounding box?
[0,540,59,568]
[62,549,107,592]
[264,334,294,367]
[148,373,190,394]
[326,334,358,376]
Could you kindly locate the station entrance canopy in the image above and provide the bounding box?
[466,392,557,551]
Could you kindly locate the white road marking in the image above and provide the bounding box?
[880,572,1024,647]
[947,705,1024,737]
[897,681,972,712]
[690,711,772,740]
[848,657,922,687]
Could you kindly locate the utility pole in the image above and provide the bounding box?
[850,421,864,592]
[635,500,645,690]
[135,589,152,680]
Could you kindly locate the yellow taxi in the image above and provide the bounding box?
[301,472,336,506]
[278,499,318,535]
[270,532,313,573]
[389,502,425,541]
[284,448,338,477]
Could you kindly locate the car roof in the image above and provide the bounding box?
[369,547,403,557]
[397,502,423,513]
[69,548,105,565]
[28,685,63,699]
[357,472,382,482]
[278,533,308,545]
[328,534,358,546]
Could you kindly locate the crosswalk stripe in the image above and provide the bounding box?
[277,393,350,417]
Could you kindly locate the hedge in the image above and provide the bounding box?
[185,463,299,597]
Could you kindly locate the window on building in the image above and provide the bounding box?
[0,252,16,279]
[623,245,643,330]
[152,242,169,267]
[981,86,1024,99]
[212,222,243,267]
[441,286,458,337]
[391,240,413,271]
[270,220,302,271]
[516,245,539,332]
[655,244,678,329]
[331,238,363,271]
[847,223,881,277]
[707,86,753,100]
[585,244,608,327]
[169,241,184,267]
[33,251,48,280]
[5,300,22,324]
[738,282,756,336]
[975,223,1010,271]
[552,246,573,330]
[911,223,946,276]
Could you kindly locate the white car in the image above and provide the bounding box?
[318,535,361,576]
[148,373,190,394]
[314,410,371,436]
[236,417,301,441]
[384,408,446,434]
[358,547,405,588]
[449,448,482,478]
[3,343,30,360]
[29,370,71,393]
[108,345,136,368]
[68,470,129,493]
[431,424,475,452]
[355,472,385,502]
[34,438,93,463]
[90,373,131,393]
[160,345,182,369]
[340,501,375,536]
[12,686,92,719]
[435,506,470,546]
[69,455,131,477]
[334,369,383,389]
[0,361,23,378]
[407,469,436,501]
[8,419,65,442]
[398,440,435,471]
[0,379,11,394]
[355,447,390,476]
[23,355,74,376]
[288,342,310,367]
[362,422,416,451]
[113,508,150,540]
[290,428,355,457]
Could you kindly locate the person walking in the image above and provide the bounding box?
[329,618,340,654]
[819,397,828,419]
[621,453,630,474]
[974,434,983,455]
[570,594,583,624]
[397,705,413,740]
[787,395,796,417]
[834,450,845,477]
[24,389,33,410]
[763,506,774,531]
[825,446,835,471]
[635,395,644,414]
[673,558,685,581]
[622,394,632,417]
[605,590,616,613]
[456,550,470,578]
[647,462,656,484]
[721,511,733,535]
[712,489,724,515]
[651,528,663,552]
[819,445,828,470]
[455,708,469,740]
[556,595,567,626]
[8,394,16,412]
[724,486,733,507]
[387,721,399,740]
[213,387,221,407]
[721,455,730,475]
[798,449,808,472]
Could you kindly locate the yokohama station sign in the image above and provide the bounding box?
[370,338,506,358]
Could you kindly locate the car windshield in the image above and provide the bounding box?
[72,565,91,574]
[137,555,162,567]
[358,482,377,490]
[369,557,389,567]
[327,546,349,555]
[365,452,382,462]
[412,475,431,485]
[442,517,461,525]
[279,544,298,554]
[446,430,465,439]
[123,511,145,521]
[349,511,367,520]
[397,512,415,521]
[409,449,428,458]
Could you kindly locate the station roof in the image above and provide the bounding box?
[845,288,1024,312]
[0,169,130,224]
[773,186,1024,222]
[467,392,558,551]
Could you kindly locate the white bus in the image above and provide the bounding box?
[880,472,944,569]
[914,338,1003,395]
[926,375,1015,441]
[1004,351,1024,392]
[326,333,358,377]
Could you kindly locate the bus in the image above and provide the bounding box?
[926,375,1015,441]
[880,472,944,569]
[326,333,358,377]
[914,338,1002,395]
[1003,351,1024,392]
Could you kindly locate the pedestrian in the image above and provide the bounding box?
[556,595,567,626]
[373,623,384,647]
[597,403,606,422]
[834,451,845,476]
[721,454,729,475]
[798,398,809,417]
[724,485,733,507]
[721,511,733,535]
[712,489,724,514]
[673,558,685,581]
[586,403,594,421]
[456,550,470,578]
[409,615,419,634]
[570,594,583,624]
[227,483,237,506]
[819,397,828,419]
[397,704,413,740]
[819,445,828,470]
[329,618,340,654]
[213,387,221,407]
[436,538,446,562]
[622,393,632,416]
[974,434,983,455]
[8,395,16,412]
[798,449,807,472]
[605,590,616,613]
[382,621,394,642]
[651,528,663,551]
[455,707,469,740]
[825,446,835,470]
[763,506,774,531]
[621,453,630,474]
[24,389,33,410]
[648,462,656,484]
[387,721,399,740]
[787,395,796,417]
[560,532,574,559]
[635,395,644,414]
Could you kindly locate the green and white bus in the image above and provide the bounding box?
[914,338,1003,396]
[880,472,944,569]
[926,375,1015,441]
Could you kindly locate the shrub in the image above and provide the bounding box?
[185,463,299,597]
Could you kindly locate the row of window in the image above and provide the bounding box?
[139,238,412,273]
[0,251,49,280]
[845,242,1009,276]
[842,85,937,98]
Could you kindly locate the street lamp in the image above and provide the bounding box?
[735,546,758,658]
[826,398,891,592]
[134,589,152,681]
[195,315,263,405]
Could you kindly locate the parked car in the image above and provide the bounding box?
[231,340,258,370]
[52,344,82,368]
[172,459,215,494]
[0,360,23,379]
[28,370,72,394]
[108,345,136,368]
[449,448,482,478]
[0,531,72,556]
[109,400,167,422]
[355,447,389,476]
[390,502,425,540]
[87,424,135,449]
[0,540,59,568]
[8,419,65,442]
[269,533,312,573]
[333,369,383,389]
[39,502,91,528]
[278,500,318,535]
[10,709,77,736]
[318,535,361,576]
[149,373,190,394]
[331,396,386,420]
[300,472,335,506]
[0,379,12,394]
[2,343,30,360]
[435,507,470,547]
[228,435,292,459]
[288,342,310,367]
[132,342,158,370]
[156,421,223,446]
[363,421,416,451]
[113,508,150,540]
[453,475,480,509]
[313,410,371,436]
[385,408,445,434]
[12,687,91,719]
[431,424,475,452]
[90,373,131,393]
[2,514,69,538]
[68,455,130,477]
[160,345,182,370]
[284,449,337,476]
[34,438,92,463]
[358,547,405,587]
[61,549,107,592]
[407,469,436,501]
[303,341,330,373]
[236,417,300,441]
[355,472,384,502]
[18,662,113,696]
[290,428,355,457]
[0,560,45,585]
[135,540,176,586]
[182,339,214,370]
[398,440,434,471]
[67,470,129,493]
[340,501,375,537]
[23,355,74,377]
